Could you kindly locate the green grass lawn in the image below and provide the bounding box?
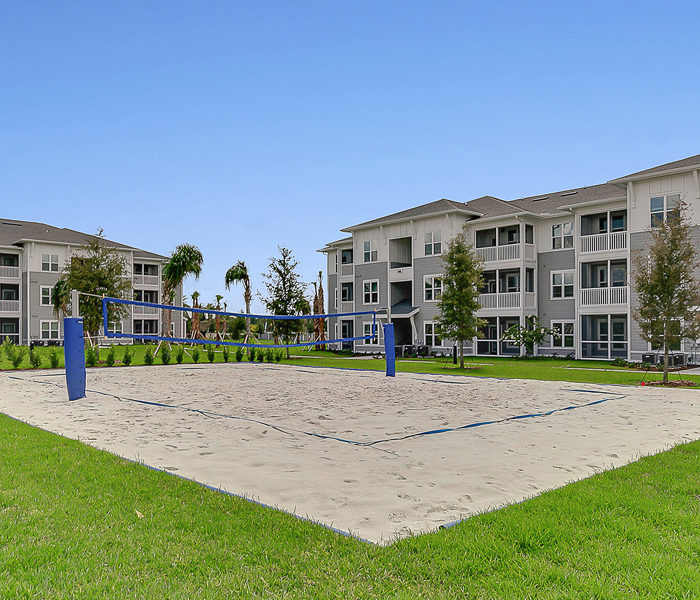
[2,343,698,387]
[1,413,699,598]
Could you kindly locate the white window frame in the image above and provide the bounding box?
[40,285,52,306]
[551,270,575,299]
[363,321,379,344]
[650,193,681,228]
[363,279,379,305]
[334,288,338,310]
[424,231,442,256]
[363,241,378,263]
[340,282,353,303]
[423,275,443,302]
[551,222,574,250]
[41,253,59,272]
[424,321,442,347]
[40,320,60,340]
[108,320,123,334]
[551,320,574,349]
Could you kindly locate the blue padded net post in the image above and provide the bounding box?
[383,323,395,377]
[64,317,86,401]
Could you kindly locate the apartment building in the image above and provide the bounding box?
[0,219,184,345]
[319,154,700,362]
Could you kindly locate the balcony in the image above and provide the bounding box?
[580,286,628,307]
[133,305,160,315]
[340,264,353,277]
[476,244,520,263]
[134,275,160,286]
[580,231,627,254]
[389,266,413,282]
[478,292,521,309]
[0,266,19,278]
[0,300,20,313]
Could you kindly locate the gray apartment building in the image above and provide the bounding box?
[0,219,183,345]
[319,154,700,362]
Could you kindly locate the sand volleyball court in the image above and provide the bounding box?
[1,363,699,544]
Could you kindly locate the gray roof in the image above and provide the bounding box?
[391,300,418,316]
[610,153,700,181]
[509,182,626,215]
[463,195,531,217]
[343,198,481,231]
[0,219,167,260]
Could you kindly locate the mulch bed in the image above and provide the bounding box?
[641,380,698,388]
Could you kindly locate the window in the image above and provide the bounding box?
[41,253,59,272]
[424,275,442,301]
[134,320,158,334]
[424,231,442,255]
[41,320,59,340]
[363,280,378,304]
[363,241,378,262]
[526,268,535,293]
[650,194,680,227]
[611,264,626,287]
[341,249,353,264]
[552,271,574,298]
[334,288,338,309]
[525,225,534,244]
[40,286,52,306]
[341,282,353,302]
[552,223,574,249]
[424,322,442,346]
[108,321,123,334]
[363,322,378,344]
[551,321,574,348]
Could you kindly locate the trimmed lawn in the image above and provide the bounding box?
[1,414,699,598]
[2,343,698,387]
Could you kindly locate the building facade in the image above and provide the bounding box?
[320,154,700,362]
[0,219,184,345]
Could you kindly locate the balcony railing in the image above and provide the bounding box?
[0,333,19,345]
[580,231,627,253]
[580,286,628,306]
[340,264,353,277]
[389,266,413,282]
[0,266,19,278]
[0,299,20,312]
[475,244,520,262]
[134,275,160,286]
[133,305,160,315]
[478,291,521,309]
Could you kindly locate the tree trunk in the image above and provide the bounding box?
[459,339,464,369]
[663,343,669,385]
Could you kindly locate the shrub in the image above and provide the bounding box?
[235,346,243,362]
[274,350,283,363]
[49,348,60,369]
[248,348,256,362]
[2,337,15,361]
[222,347,230,363]
[123,346,133,366]
[10,347,25,369]
[192,348,200,364]
[105,346,116,367]
[207,346,216,363]
[29,349,42,369]
[160,345,171,365]
[265,348,274,363]
[85,346,98,367]
[176,346,184,364]
[144,346,154,365]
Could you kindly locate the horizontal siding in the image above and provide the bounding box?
[537,249,575,349]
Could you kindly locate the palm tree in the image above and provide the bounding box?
[312,271,326,350]
[51,279,71,319]
[224,261,253,343]
[214,294,224,342]
[162,244,203,339]
[190,291,201,340]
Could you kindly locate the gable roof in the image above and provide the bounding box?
[463,195,531,217]
[0,219,167,260]
[342,198,482,231]
[609,153,700,182]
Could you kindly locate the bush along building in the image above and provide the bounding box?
[319,154,700,363]
[0,219,184,346]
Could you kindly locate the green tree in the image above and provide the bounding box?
[262,246,308,359]
[58,229,132,343]
[437,227,485,368]
[162,244,203,339]
[504,316,553,357]
[632,200,700,384]
[225,261,253,342]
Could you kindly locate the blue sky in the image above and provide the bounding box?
[2,1,700,312]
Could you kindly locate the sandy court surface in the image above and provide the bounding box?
[1,363,699,544]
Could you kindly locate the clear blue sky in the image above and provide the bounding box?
[3,1,700,312]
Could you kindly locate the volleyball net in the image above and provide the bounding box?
[63,297,396,400]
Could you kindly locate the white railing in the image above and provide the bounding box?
[524,244,535,260]
[133,275,160,286]
[340,264,353,277]
[133,305,160,315]
[580,286,628,306]
[478,291,521,309]
[476,244,520,262]
[0,266,19,278]
[580,231,627,253]
[0,300,20,312]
